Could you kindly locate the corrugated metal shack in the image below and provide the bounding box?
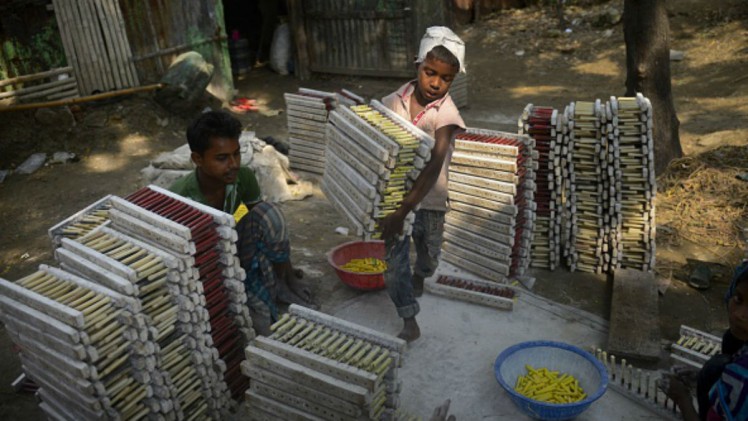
[288,0,452,79]
[1,0,457,107]
[0,0,233,105]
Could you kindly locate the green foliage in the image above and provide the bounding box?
[0,20,66,78]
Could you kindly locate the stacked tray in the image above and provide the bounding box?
[241,304,406,421]
[322,100,434,239]
[285,88,339,175]
[443,128,536,282]
[564,101,607,273]
[0,267,154,420]
[519,104,560,270]
[48,195,111,247]
[670,325,722,369]
[124,185,254,401]
[58,226,224,418]
[609,94,656,271]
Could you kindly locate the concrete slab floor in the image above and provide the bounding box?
[332,263,667,420]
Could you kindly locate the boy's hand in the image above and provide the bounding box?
[380,208,408,240]
[660,372,691,404]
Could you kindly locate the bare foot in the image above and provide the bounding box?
[412,275,424,298]
[398,317,421,342]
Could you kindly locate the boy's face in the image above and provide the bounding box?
[414,55,459,105]
[729,280,748,341]
[192,136,241,185]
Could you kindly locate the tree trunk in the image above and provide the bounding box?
[623,0,682,175]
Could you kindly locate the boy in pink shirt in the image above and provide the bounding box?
[380,27,466,341]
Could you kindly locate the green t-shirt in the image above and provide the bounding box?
[169,167,261,214]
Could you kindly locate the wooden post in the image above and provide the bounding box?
[288,0,311,80]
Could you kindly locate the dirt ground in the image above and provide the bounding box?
[1,0,747,418]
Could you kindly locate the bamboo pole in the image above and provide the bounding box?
[0,67,74,89]
[0,83,163,112]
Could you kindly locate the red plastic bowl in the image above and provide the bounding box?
[328,240,386,291]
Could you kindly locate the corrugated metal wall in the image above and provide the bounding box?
[303,0,415,78]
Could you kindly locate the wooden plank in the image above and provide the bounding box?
[47,87,80,101]
[92,0,123,89]
[289,305,406,354]
[424,278,514,311]
[53,0,87,95]
[253,336,378,392]
[327,124,389,176]
[443,230,512,264]
[76,0,109,91]
[441,250,507,283]
[608,269,660,360]
[243,348,369,405]
[0,296,82,344]
[0,278,85,328]
[250,380,357,421]
[288,0,310,80]
[328,112,390,162]
[108,0,139,86]
[3,312,87,362]
[26,360,104,416]
[243,365,363,418]
[445,209,514,237]
[320,179,366,237]
[69,0,100,94]
[449,180,515,206]
[246,389,326,421]
[442,242,510,276]
[0,78,77,100]
[449,191,518,216]
[0,67,74,89]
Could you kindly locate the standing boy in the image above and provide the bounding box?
[379,27,467,342]
[169,110,315,335]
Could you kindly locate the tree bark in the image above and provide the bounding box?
[623,0,682,175]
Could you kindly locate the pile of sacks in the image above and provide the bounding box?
[141,131,315,203]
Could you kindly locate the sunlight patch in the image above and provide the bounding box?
[572,58,619,77]
[121,134,152,157]
[508,85,565,96]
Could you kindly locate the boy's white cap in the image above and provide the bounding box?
[416,26,466,74]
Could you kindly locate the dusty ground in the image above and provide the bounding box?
[1,0,747,418]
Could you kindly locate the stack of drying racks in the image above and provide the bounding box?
[0,266,154,420]
[609,94,656,271]
[241,304,407,420]
[563,100,608,273]
[519,104,560,270]
[323,100,434,239]
[670,325,721,369]
[57,224,224,419]
[123,185,254,401]
[48,195,111,246]
[285,88,339,175]
[443,128,536,282]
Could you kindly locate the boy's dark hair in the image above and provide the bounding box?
[725,261,748,304]
[426,45,460,71]
[186,111,242,154]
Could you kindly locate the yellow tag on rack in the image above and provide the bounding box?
[233,203,249,223]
